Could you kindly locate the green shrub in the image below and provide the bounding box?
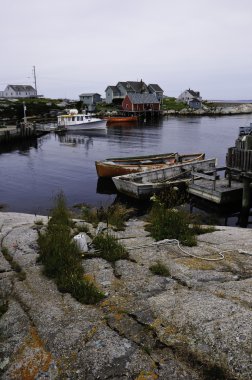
[149,261,170,277]
[146,205,197,247]
[92,233,129,262]
[82,203,134,230]
[161,97,188,111]
[38,193,104,304]
[48,192,73,228]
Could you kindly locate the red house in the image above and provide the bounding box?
[122,93,160,112]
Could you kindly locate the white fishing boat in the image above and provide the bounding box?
[112,158,217,199]
[57,109,106,130]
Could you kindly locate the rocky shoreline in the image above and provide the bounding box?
[0,212,252,379]
[163,103,252,117]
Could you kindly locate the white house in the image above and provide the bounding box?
[79,93,102,111]
[0,85,37,98]
[177,89,202,109]
[177,89,202,102]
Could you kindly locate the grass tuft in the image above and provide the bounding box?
[149,261,171,277]
[38,192,104,304]
[82,203,134,230]
[146,205,197,247]
[92,233,129,262]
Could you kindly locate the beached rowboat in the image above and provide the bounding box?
[95,152,205,178]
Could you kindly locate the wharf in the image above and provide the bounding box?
[188,177,244,204]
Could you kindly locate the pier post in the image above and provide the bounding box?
[240,177,251,227]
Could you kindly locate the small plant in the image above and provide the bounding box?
[82,203,134,230]
[149,261,171,277]
[81,204,100,226]
[146,205,197,246]
[34,219,44,226]
[38,192,104,304]
[92,233,129,262]
[2,246,26,280]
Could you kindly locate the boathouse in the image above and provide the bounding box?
[105,80,163,104]
[122,93,160,112]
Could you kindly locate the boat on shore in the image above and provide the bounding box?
[57,109,106,131]
[112,158,216,199]
[95,152,205,178]
[106,116,138,126]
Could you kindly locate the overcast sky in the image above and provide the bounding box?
[1,0,252,100]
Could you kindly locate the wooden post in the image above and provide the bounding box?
[240,177,251,227]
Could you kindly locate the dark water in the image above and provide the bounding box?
[0,115,252,223]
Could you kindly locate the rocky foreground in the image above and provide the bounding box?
[0,212,252,379]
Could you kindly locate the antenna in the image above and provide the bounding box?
[33,66,37,96]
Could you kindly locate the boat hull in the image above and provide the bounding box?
[59,120,107,131]
[95,153,205,178]
[112,158,216,199]
[106,116,138,126]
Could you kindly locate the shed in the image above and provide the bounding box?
[122,93,160,112]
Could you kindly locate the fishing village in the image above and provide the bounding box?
[1,74,252,380]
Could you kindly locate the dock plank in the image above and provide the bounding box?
[188,178,244,204]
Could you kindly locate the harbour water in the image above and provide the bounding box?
[0,114,252,223]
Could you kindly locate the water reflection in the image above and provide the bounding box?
[0,138,38,155]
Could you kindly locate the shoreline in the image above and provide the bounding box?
[0,211,252,379]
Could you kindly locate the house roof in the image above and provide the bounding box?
[117,81,148,93]
[105,86,121,95]
[79,93,101,97]
[8,85,35,92]
[127,93,160,104]
[187,89,200,97]
[127,81,148,92]
[148,84,163,92]
[189,98,201,102]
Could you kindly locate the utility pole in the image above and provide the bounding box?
[33,65,37,96]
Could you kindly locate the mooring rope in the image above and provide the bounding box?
[126,238,241,261]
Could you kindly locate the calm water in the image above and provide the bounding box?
[0,115,251,220]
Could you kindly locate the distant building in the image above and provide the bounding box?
[188,98,202,110]
[0,85,37,98]
[177,89,202,109]
[105,80,163,104]
[122,93,160,112]
[148,84,164,103]
[79,93,102,111]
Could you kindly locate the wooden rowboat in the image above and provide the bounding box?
[106,116,138,126]
[112,158,216,199]
[95,152,205,178]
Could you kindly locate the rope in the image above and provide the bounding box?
[127,238,237,261]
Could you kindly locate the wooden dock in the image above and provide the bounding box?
[188,177,243,204]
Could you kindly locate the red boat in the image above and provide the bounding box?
[106,116,138,126]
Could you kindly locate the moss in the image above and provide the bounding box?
[176,257,216,270]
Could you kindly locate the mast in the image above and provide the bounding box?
[23,102,27,124]
[33,65,37,96]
